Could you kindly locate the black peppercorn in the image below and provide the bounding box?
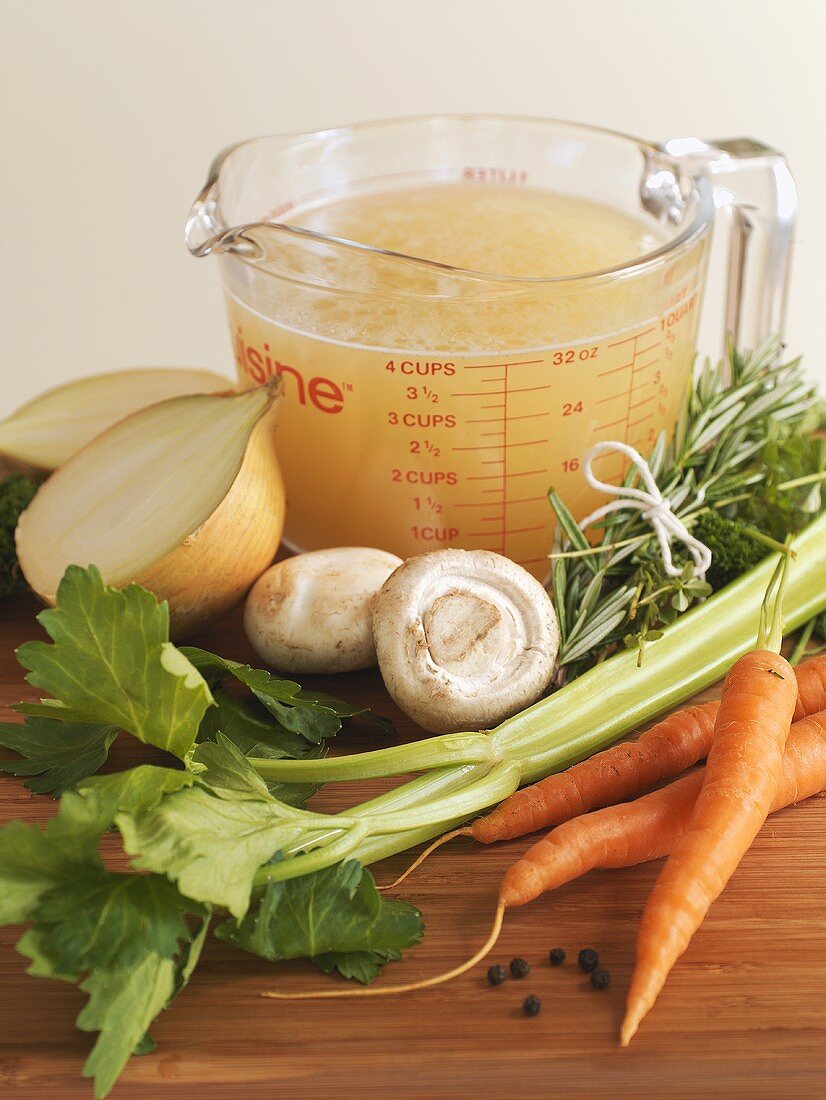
[578,948,599,973]
[510,957,530,979]
[487,964,507,986]
[549,947,566,966]
[523,994,542,1016]
[590,967,611,990]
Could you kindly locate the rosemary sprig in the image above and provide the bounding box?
[549,337,824,680]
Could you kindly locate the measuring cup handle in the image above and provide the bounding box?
[662,137,797,354]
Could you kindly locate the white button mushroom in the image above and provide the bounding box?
[372,549,559,733]
[244,547,403,674]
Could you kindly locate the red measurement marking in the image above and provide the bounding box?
[466,416,505,424]
[479,376,507,384]
[451,389,506,397]
[501,362,509,554]
[468,524,546,537]
[481,430,506,437]
[470,468,547,482]
[481,403,505,409]
[595,388,632,405]
[507,384,552,395]
[591,453,624,470]
[629,394,656,410]
[482,459,505,465]
[480,515,505,522]
[507,495,547,505]
[452,443,506,451]
[636,341,662,357]
[597,361,635,378]
[507,411,552,421]
[501,438,549,448]
[629,412,655,427]
[621,330,657,444]
[463,359,544,370]
[596,416,627,430]
[455,500,501,508]
[607,325,655,348]
[633,359,659,375]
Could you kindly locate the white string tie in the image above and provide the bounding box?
[578,441,712,580]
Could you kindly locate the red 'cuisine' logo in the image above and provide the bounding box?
[234,326,345,414]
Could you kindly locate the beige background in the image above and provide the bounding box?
[1,0,824,414]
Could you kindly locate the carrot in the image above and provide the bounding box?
[380,652,826,891]
[500,709,826,909]
[261,708,826,1004]
[793,651,826,719]
[259,556,812,1008]
[475,702,719,842]
[620,552,798,1045]
[479,653,825,844]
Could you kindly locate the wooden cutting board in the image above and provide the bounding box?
[1,593,824,1099]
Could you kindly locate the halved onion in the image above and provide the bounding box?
[0,367,232,476]
[15,382,284,636]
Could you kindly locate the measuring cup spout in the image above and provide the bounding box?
[185,143,269,259]
[185,141,298,261]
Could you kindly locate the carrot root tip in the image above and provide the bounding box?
[619,1012,642,1047]
[377,827,472,892]
[260,901,506,1002]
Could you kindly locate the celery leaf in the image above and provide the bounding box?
[31,871,200,976]
[117,739,308,919]
[196,688,324,806]
[0,790,107,923]
[12,851,208,1100]
[183,646,391,742]
[0,716,118,796]
[216,860,423,983]
[78,765,197,821]
[16,565,213,760]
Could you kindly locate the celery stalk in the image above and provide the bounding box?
[495,512,826,779]
[257,513,826,884]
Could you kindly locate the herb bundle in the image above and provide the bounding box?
[549,338,824,678]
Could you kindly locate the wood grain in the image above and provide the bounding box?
[1,593,824,1099]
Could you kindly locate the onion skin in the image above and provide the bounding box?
[137,399,285,637]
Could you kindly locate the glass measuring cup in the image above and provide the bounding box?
[185,117,796,575]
